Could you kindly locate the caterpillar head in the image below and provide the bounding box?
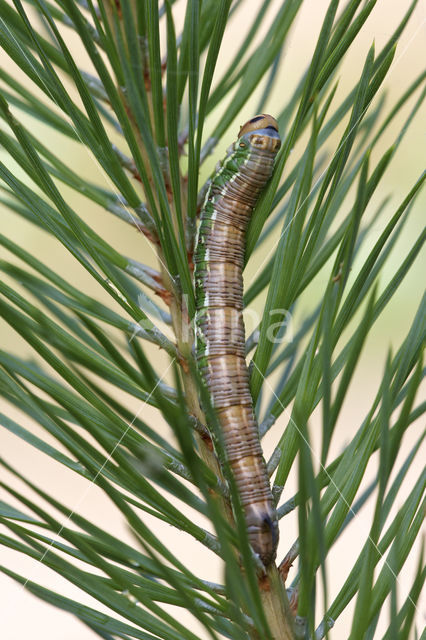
[238,114,281,154]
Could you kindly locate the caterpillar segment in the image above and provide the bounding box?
[194,114,281,565]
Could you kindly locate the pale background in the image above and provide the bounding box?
[1,1,425,638]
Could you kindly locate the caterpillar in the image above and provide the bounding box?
[194,114,281,566]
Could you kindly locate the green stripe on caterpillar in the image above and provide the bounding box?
[194,114,281,566]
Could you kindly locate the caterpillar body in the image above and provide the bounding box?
[194,114,281,565]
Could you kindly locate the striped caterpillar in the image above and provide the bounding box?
[194,114,281,566]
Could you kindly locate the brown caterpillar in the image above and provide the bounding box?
[194,114,281,565]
